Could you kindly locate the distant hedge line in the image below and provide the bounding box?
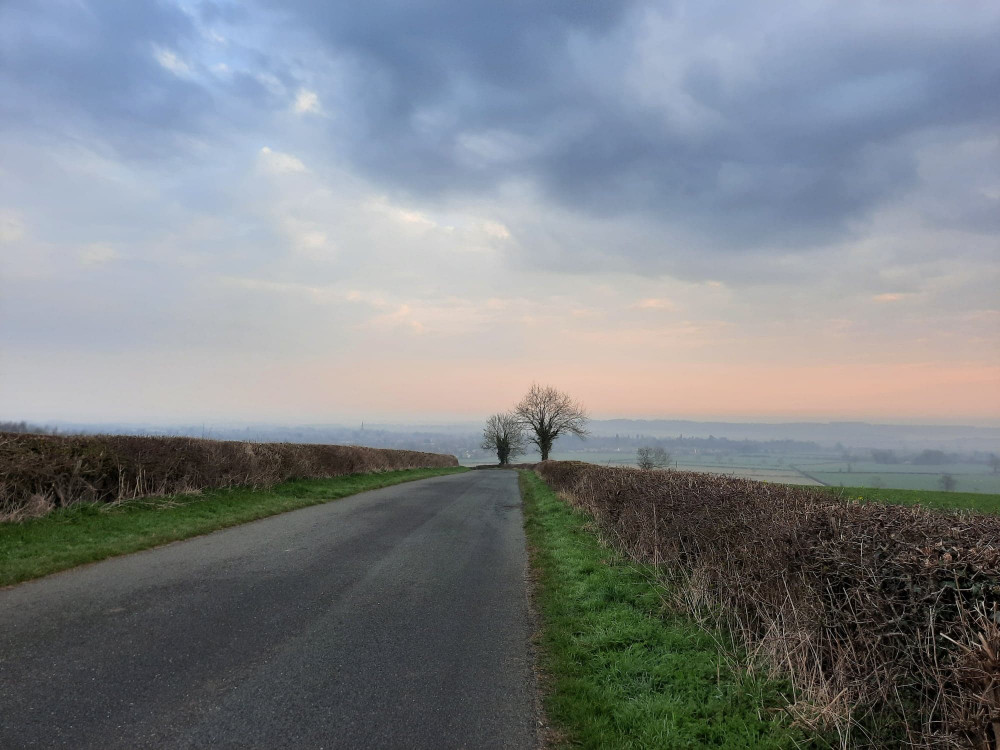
[0,432,458,521]
[536,460,1000,749]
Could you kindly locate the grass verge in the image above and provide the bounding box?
[0,466,467,587]
[816,485,1000,514]
[520,470,812,749]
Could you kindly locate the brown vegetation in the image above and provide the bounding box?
[514,384,588,461]
[536,460,1000,748]
[0,432,457,522]
[481,412,528,466]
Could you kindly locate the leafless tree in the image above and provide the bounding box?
[514,384,588,461]
[637,445,670,470]
[481,412,527,466]
[939,473,957,492]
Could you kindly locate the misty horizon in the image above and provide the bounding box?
[8,414,1000,449]
[8,413,1000,431]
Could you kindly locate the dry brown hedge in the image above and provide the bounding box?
[536,461,1000,749]
[0,432,458,521]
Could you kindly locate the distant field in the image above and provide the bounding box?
[807,471,1000,493]
[797,460,991,475]
[793,460,1000,493]
[463,450,1000,493]
[818,485,1000,515]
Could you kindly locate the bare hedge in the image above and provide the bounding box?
[0,432,458,521]
[536,460,1000,748]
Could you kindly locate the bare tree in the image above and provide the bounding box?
[939,473,957,492]
[481,412,528,466]
[637,445,671,470]
[989,454,1000,475]
[514,384,588,461]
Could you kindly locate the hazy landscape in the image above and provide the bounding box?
[2,0,998,747]
[9,418,999,493]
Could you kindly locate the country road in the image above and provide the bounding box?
[0,471,537,749]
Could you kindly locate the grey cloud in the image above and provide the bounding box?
[2,0,998,263]
[0,0,298,162]
[264,0,1000,252]
[0,1,212,153]
[196,1,252,26]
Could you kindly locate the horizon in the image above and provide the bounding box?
[9,413,1000,461]
[2,1,998,423]
[11,414,1000,432]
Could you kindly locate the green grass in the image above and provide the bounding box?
[0,467,467,587]
[520,471,813,749]
[816,485,1000,514]
[807,471,1000,494]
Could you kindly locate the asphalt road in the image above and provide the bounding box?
[0,470,537,749]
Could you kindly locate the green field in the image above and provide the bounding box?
[810,472,1000,493]
[0,467,467,587]
[817,485,1000,514]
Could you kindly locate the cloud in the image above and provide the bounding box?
[220,276,342,305]
[260,0,1000,257]
[365,196,437,229]
[481,221,510,240]
[4,0,997,264]
[259,146,307,173]
[0,0,211,157]
[293,88,321,114]
[0,209,25,243]
[79,243,119,266]
[152,46,191,77]
[281,217,333,258]
[0,0,998,422]
[371,304,425,335]
[632,298,677,311]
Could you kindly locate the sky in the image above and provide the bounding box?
[1,0,998,425]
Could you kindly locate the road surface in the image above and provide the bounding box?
[0,470,537,749]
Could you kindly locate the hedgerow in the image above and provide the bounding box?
[0,432,457,521]
[536,461,1000,748]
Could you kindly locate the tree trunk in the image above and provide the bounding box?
[538,433,553,461]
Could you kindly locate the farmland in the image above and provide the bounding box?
[818,485,1000,514]
[793,459,1000,493]
[464,449,1000,493]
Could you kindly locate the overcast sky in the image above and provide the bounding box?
[2,0,998,425]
